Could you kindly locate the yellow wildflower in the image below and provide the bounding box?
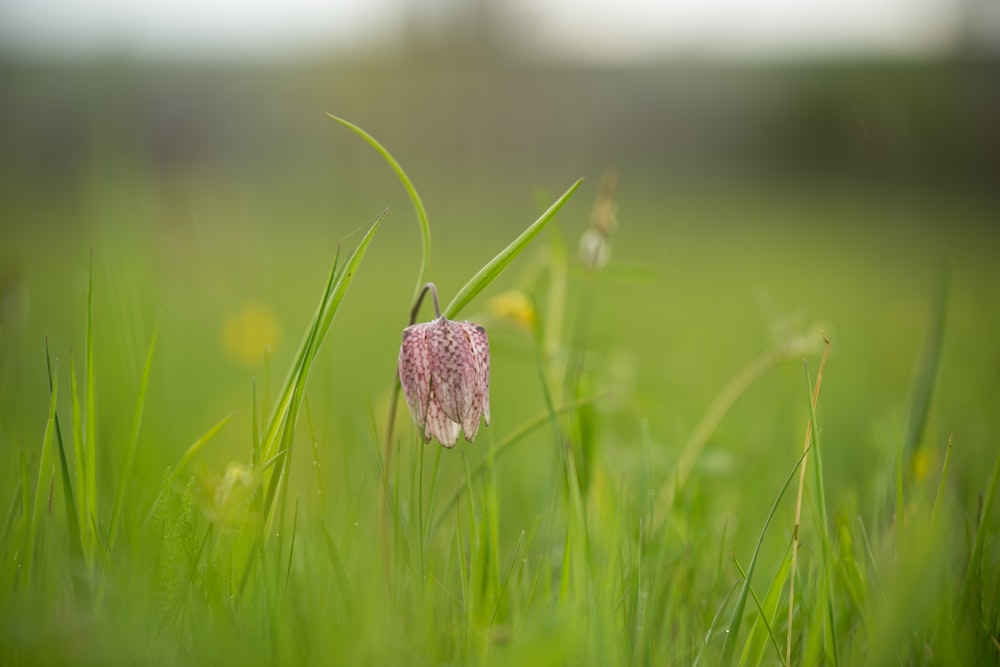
[488,290,537,332]
[221,302,281,366]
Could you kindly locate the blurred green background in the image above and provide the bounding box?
[1,0,999,579]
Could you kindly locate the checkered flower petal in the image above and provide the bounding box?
[456,320,490,432]
[398,316,491,447]
[426,317,477,424]
[425,394,461,447]
[398,324,431,428]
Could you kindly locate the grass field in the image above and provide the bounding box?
[1,64,999,665]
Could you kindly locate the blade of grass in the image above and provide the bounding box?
[929,434,953,529]
[320,520,356,612]
[260,212,384,540]
[263,209,382,463]
[84,251,97,562]
[274,459,291,585]
[6,450,29,596]
[304,397,325,508]
[420,446,443,549]
[23,358,59,588]
[45,340,85,599]
[1,477,21,560]
[786,335,830,664]
[260,248,340,462]
[959,444,1000,622]
[327,114,430,301]
[902,268,947,460]
[804,359,839,666]
[417,436,426,575]
[70,351,87,556]
[259,448,290,473]
[430,394,603,537]
[18,445,29,543]
[855,515,883,601]
[108,318,159,552]
[259,249,344,499]
[283,497,299,598]
[720,446,809,665]
[489,529,525,626]
[455,504,470,635]
[330,116,437,596]
[653,334,819,530]
[252,378,261,469]
[732,552,789,667]
[251,377,264,543]
[694,579,740,667]
[443,178,584,319]
[480,445,502,626]
[171,412,236,482]
[533,338,590,600]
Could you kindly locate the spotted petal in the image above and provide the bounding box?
[426,317,476,424]
[424,393,461,447]
[456,321,490,440]
[398,324,431,427]
[397,312,492,447]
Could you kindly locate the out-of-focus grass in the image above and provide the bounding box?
[1,62,999,665]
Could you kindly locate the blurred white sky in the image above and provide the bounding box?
[0,0,993,62]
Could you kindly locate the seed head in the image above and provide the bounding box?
[398,316,491,447]
[579,168,618,271]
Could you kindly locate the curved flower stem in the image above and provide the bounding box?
[409,282,441,323]
[385,282,440,480]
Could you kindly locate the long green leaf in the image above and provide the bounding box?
[260,248,340,462]
[264,214,380,456]
[261,212,384,539]
[327,114,430,301]
[312,212,385,365]
[108,318,159,551]
[261,206,380,465]
[45,339,85,595]
[24,358,59,587]
[444,178,584,319]
[171,412,236,481]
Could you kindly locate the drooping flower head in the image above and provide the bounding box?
[398,284,490,447]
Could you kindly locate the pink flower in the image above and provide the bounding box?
[398,316,491,447]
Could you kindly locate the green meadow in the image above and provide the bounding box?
[1,61,998,665]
